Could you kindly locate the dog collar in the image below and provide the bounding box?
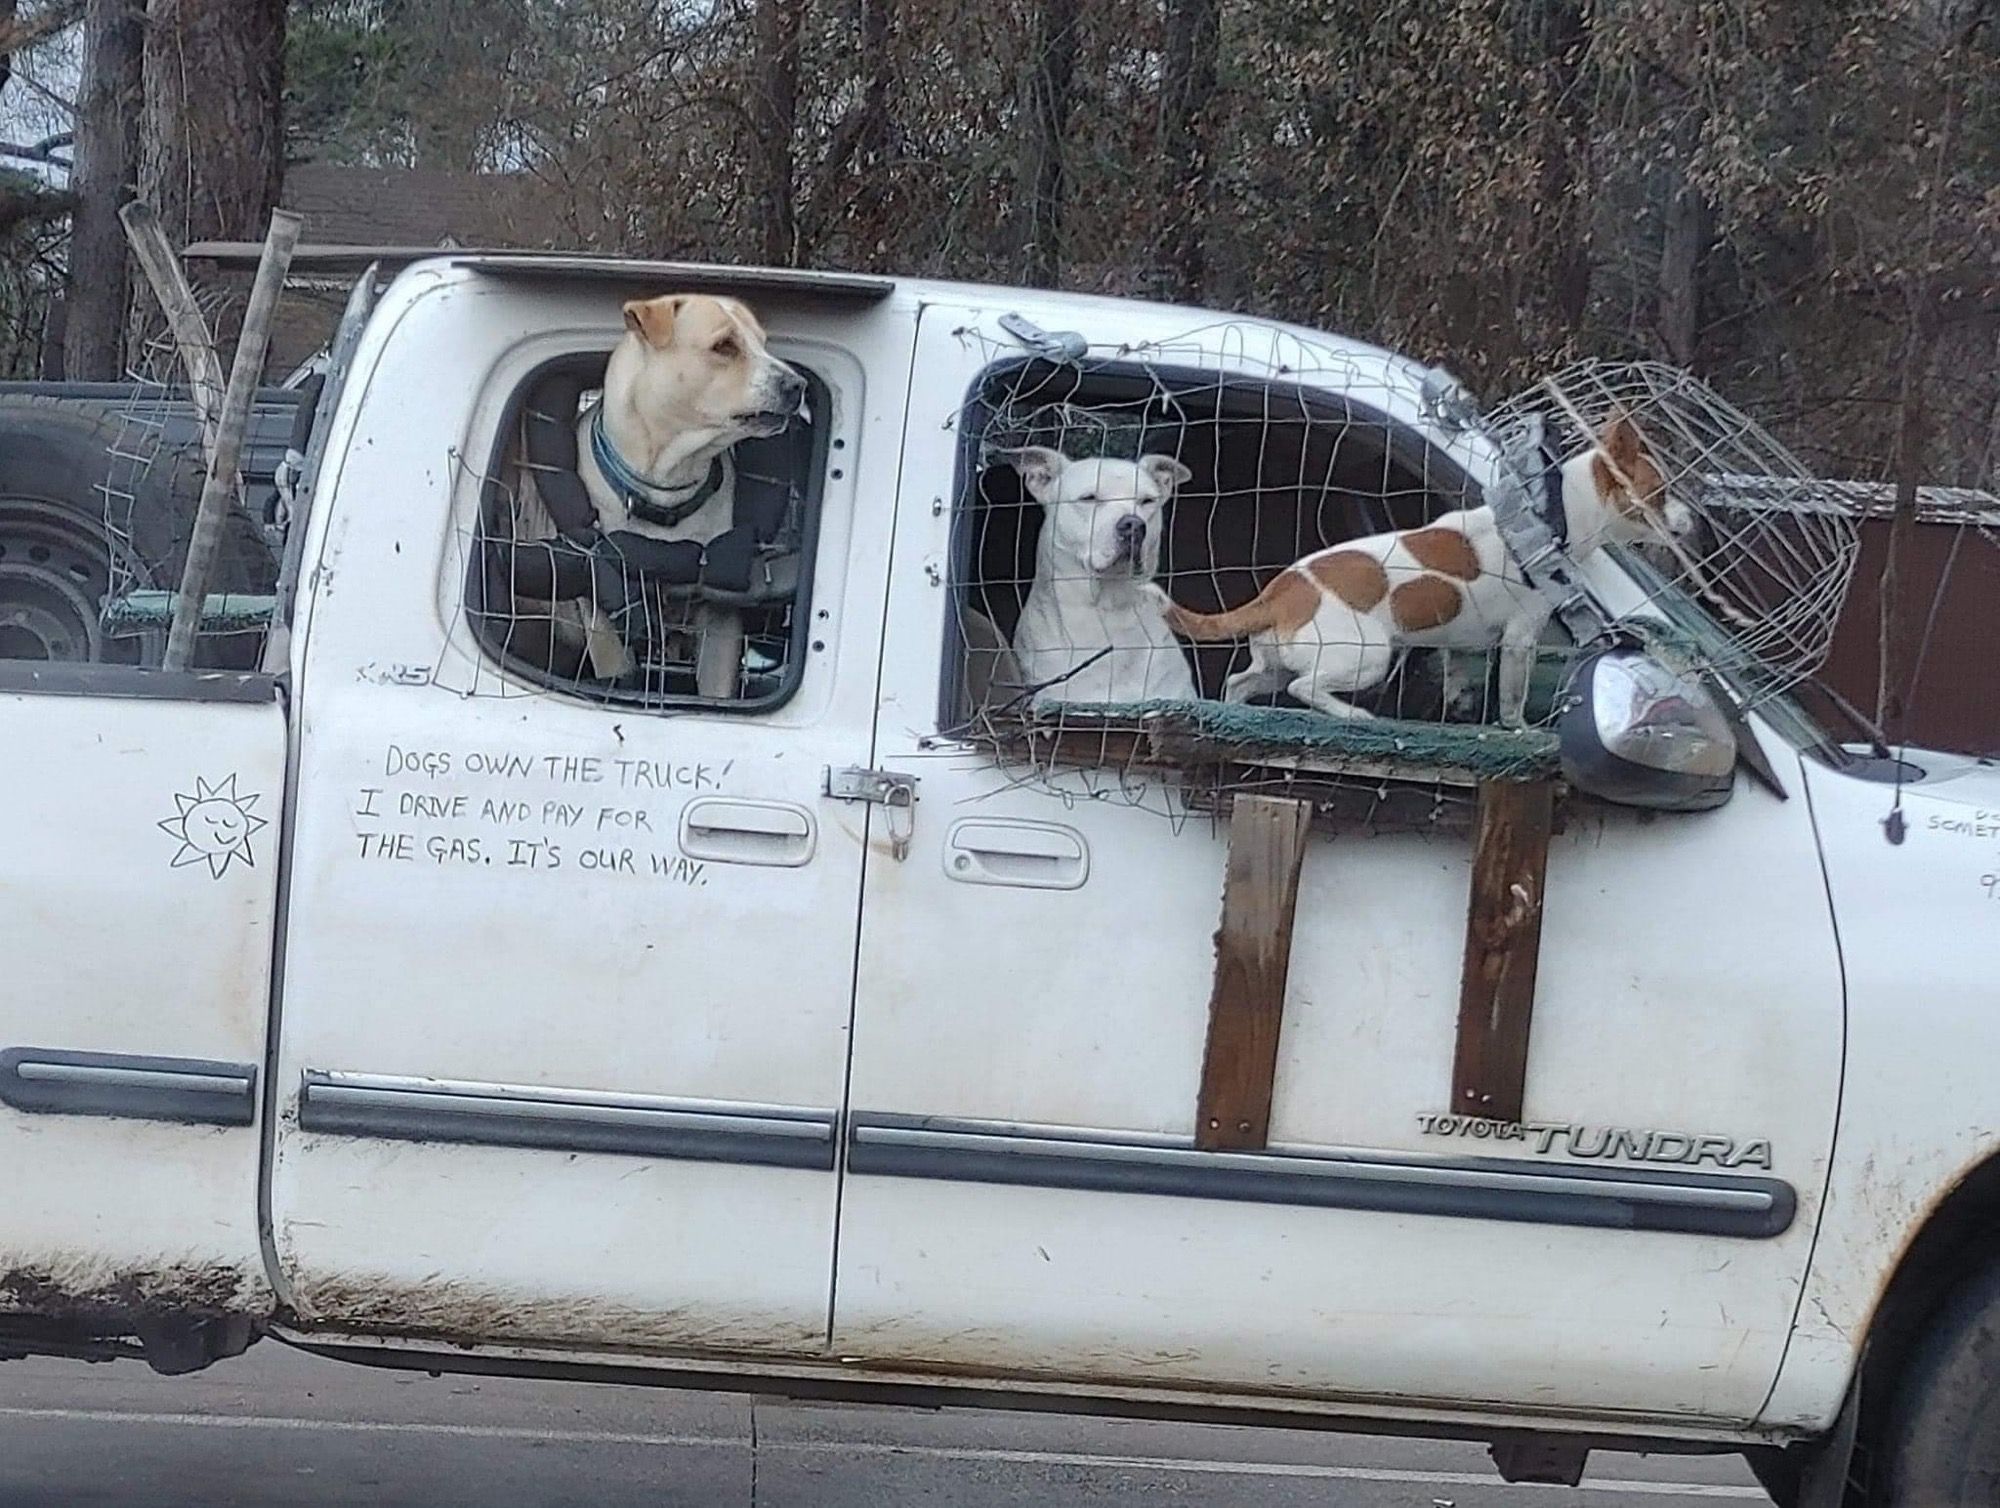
[590,408,727,529]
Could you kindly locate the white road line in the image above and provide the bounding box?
[0,1406,1766,1498]
[0,1408,716,1448]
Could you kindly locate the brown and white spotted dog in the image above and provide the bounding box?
[1148,415,1693,726]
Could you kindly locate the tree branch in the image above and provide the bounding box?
[0,129,73,160]
[0,0,82,58]
[0,177,74,234]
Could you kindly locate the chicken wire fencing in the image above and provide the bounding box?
[935,328,1865,827]
[90,293,280,671]
[938,323,1565,829]
[436,353,826,711]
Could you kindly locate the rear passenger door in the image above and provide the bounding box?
[0,665,284,1355]
[266,271,908,1358]
[833,298,1842,1426]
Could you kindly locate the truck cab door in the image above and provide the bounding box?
[0,665,284,1367]
[832,299,1842,1426]
[266,270,908,1359]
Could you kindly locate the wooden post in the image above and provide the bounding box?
[1451,779,1555,1124]
[1195,793,1313,1151]
[120,200,228,461]
[163,206,299,670]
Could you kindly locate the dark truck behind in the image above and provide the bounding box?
[0,380,305,666]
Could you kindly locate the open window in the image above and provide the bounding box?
[944,355,1573,742]
[460,350,831,713]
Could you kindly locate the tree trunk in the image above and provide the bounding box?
[1528,0,1592,346]
[1158,0,1218,301]
[1877,291,1941,745]
[0,0,17,99]
[751,0,803,266]
[1648,99,1712,368]
[141,0,285,249]
[1016,0,1078,287]
[797,0,894,262]
[1657,128,1710,368]
[64,0,143,380]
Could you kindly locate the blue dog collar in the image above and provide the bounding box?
[589,407,726,529]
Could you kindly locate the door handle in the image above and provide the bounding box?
[944,818,1088,890]
[679,798,816,867]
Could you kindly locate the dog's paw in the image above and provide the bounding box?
[1139,582,1178,620]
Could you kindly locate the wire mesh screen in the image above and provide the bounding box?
[1480,361,1865,705]
[437,353,824,710]
[942,324,1566,829]
[77,291,278,670]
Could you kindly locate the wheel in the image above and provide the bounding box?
[0,496,145,663]
[1878,1256,2000,1504]
[0,395,272,667]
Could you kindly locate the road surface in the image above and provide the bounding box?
[0,1342,1772,1506]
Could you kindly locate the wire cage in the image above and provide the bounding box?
[1477,360,1865,707]
[437,350,828,709]
[941,330,1863,827]
[943,324,1572,827]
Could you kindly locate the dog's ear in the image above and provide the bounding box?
[1138,453,1193,494]
[623,295,684,349]
[998,446,1067,503]
[1600,410,1645,473]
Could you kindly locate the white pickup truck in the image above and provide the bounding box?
[4,252,1996,1508]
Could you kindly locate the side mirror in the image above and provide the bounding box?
[1559,649,1738,812]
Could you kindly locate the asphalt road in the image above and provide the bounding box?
[0,1343,1773,1507]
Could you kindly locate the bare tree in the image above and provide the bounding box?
[1015,0,1077,285]
[0,0,80,70]
[750,0,803,265]
[63,0,140,379]
[0,0,18,97]
[1158,0,1218,300]
[1655,120,1710,369]
[798,0,894,260]
[140,0,285,251]
[1525,0,1593,343]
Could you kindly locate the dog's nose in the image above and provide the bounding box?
[777,366,807,409]
[1115,515,1147,547]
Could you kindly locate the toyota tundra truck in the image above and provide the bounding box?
[2,250,1995,1508]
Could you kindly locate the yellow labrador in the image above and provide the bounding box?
[565,293,805,695]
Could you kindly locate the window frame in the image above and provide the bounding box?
[468,346,835,718]
[935,354,1485,729]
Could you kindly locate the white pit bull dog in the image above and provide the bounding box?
[574,293,806,695]
[1001,446,1198,706]
[1148,415,1694,726]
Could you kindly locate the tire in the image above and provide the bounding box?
[1878,1256,2000,1505]
[0,395,273,668]
[1743,1446,1802,1507]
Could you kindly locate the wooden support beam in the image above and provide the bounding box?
[1451,778,1555,1124]
[1195,793,1314,1151]
[163,207,299,670]
[120,200,228,460]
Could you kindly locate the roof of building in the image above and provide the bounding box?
[276,164,567,250]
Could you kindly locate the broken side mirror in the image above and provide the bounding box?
[1559,648,1737,812]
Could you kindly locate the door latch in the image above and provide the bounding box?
[822,766,919,861]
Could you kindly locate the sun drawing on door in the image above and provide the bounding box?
[159,775,268,878]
